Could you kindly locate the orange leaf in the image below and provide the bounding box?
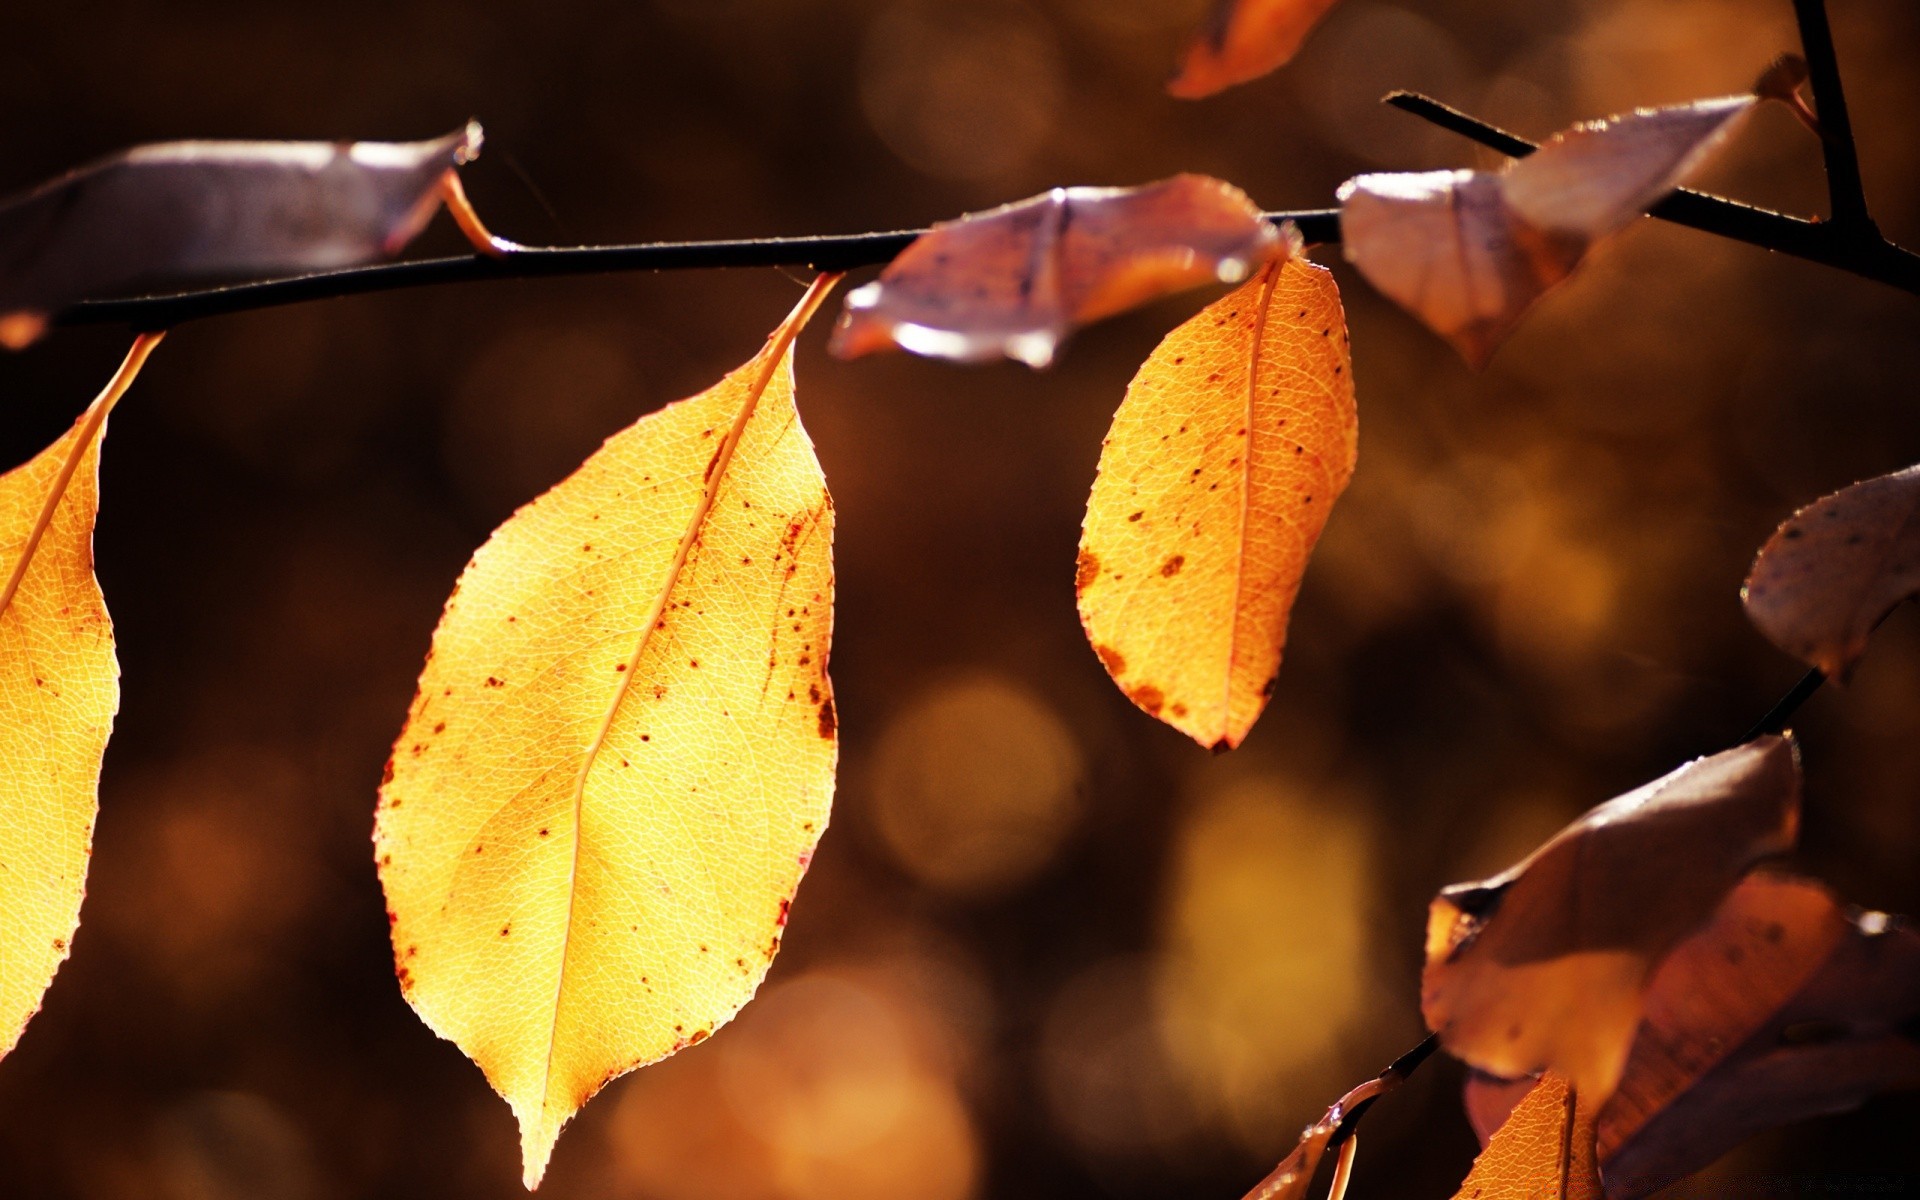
[0,334,161,1058]
[1452,1072,1603,1200]
[375,279,839,1187]
[1423,737,1799,1101]
[1168,0,1343,99]
[1742,464,1920,678]
[1339,95,1757,367]
[1077,258,1354,750]
[0,124,481,347]
[830,175,1289,368]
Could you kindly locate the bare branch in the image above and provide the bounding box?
[1791,0,1877,235]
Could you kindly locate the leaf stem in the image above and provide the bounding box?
[1383,91,1920,296]
[0,331,164,621]
[1325,1134,1359,1200]
[1790,0,1877,236]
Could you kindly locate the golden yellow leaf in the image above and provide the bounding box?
[375,279,840,1187]
[1452,1072,1602,1200]
[0,333,161,1057]
[1742,463,1920,678]
[1167,0,1343,99]
[1339,94,1759,367]
[830,175,1288,368]
[1423,737,1799,1103]
[1076,258,1355,750]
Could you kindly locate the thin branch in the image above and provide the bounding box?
[1741,666,1826,742]
[1325,1034,1440,1154]
[54,210,1344,333]
[1384,91,1920,297]
[1791,0,1877,235]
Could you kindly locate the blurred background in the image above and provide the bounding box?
[0,0,1917,1196]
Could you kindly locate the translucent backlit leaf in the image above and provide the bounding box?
[0,334,161,1058]
[1742,463,1920,678]
[1077,258,1355,749]
[1339,95,1758,367]
[830,175,1289,368]
[0,124,481,348]
[1168,0,1343,99]
[375,279,839,1187]
[1451,1072,1602,1200]
[1423,737,1799,1101]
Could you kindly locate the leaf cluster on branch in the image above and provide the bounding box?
[0,0,1915,1193]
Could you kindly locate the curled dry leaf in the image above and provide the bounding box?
[1168,0,1343,99]
[1339,94,1758,367]
[1077,258,1355,750]
[0,123,480,347]
[375,279,839,1188]
[1742,464,1920,679]
[1452,1072,1603,1200]
[1424,737,1799,1101]
[830,174,1288,368]
[1601,873,1920,1198]
[0,334,161,1059]
[1463,874,1920,1199]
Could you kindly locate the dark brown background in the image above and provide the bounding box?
[0,0,1916,1196]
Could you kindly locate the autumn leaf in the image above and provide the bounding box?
[1423,736,1799,1101]
[0,124,481,348]
[1168,0,1343,100]
[1461,873,1920,1198]
[1742,463,1920,678]
[375,277,840,1187]
[0,333,161,1059]
[1598,873,1920,1199]
[1076,257,1354,750]
[1339,92,1764,367]
[829,174,1290,368]
[1452,1072,1603,1200]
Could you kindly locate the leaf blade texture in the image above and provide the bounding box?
[1451,1072,1603,1200]
[0,338,159,1057]
[375,283,838,1187]
[1742,464,1920,678]
[0,123,480,345]
[1168,0,1344,99]
[1339,95,1756,367]
[1077,258,1355,749]
[1423,736,1800,1101]
[830,174,1287,368]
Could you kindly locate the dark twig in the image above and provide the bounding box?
[1326,1033,1440,1153]
[1791,0,1878,236]
[1384,92,1920,297]
[55,209,1344,333]
[1742,667,1827,742]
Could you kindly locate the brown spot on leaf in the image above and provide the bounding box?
[818,696,837,739]
[1131,684,1166,715]
[1095,644,1127,675]
[1160,554,1186,577]
[1076,549,1101,591]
